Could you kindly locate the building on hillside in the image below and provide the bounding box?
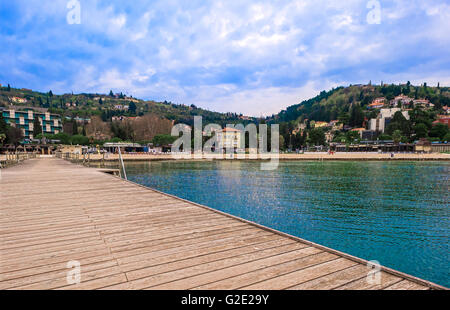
[313,121,329,128]
[2,108,63,139]
[65,116,91,124]
[368,108,410,133]
[443,106,449,115]
[325,131,334,143]
[413,99,434,109]
[10,97,27,104]
[329,120,343,131]
[432,115,450,128]
[390,95,413,107]
[111,116,141,122]
[216,127,242,151]
[368,97,386,109]
[373,97,386,104]
[113,104,129,111]
[292,123,307,135]
[368,102,385,109]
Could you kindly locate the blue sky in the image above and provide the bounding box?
[1,0,449,116]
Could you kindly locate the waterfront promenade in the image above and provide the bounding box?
[0,158,446,290]
[69,152,450,162]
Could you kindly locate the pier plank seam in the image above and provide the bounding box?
[0,158,447,290]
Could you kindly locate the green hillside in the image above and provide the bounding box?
[0,85,253,127]
[1,82,449,148]
[270,82,450,124]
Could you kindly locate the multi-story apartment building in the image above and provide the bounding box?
[216,127,242,151]
[1,108,63,139]
[368,108,410,133]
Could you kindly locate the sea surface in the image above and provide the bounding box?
[124,160,449,287]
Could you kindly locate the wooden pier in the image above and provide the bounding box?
[0,158,446,290]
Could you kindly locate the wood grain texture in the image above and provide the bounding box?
[0,158,442,290]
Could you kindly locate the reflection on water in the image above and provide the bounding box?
[122,160,449,287]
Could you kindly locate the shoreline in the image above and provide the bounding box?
[58,152,450,162]
[2,152,450,164]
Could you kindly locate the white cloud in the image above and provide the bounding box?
[1,0,450,116]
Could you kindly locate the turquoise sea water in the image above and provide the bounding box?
[125,160,450,287]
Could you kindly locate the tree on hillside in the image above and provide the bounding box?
[429,123,449,141]
[346,131,360,144]
[129,101,137,115]
[392,130,403,143]
[414,123,429,139]
[71,135,90,145]
[72,120,78,135]
[132,114,172,141]
[49,90,53,98]
[109,90,114,97]
[152,134,177,146]
[85,116,111,140]
[0,133,6,146]
[349,105,364,127]
[409,107,433,129]
[386,111,411,137]
[111,120,135,141]
[6,126,24,146]
[33,117,42,137]
[0,114,8,135]
[308,128,326,146]
[338,110,350,126]
[7,84,11,91]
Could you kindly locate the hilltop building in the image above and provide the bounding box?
[2,108,63,139]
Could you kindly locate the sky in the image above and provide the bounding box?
[1,0,449,116]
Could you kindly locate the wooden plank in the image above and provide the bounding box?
[384,280,429,290]
[0,158,445,290]
[240,258,357,290]
[334,271,403,290]
[287,264,368,290]
[143,246,330,290]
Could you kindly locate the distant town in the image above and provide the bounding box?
[0,82,449,155]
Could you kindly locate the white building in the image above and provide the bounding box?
[216,128,242,150]
[369,108,410,133]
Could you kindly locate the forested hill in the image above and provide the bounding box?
[269,83,450,124]
[0,85,253,126]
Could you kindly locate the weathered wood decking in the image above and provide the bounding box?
[0,158,446,290]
